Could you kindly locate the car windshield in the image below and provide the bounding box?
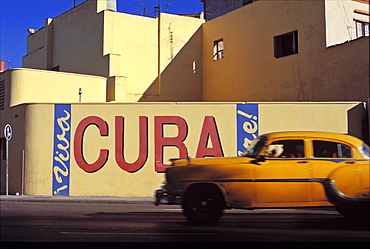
[359,143,370,159]
[241,136,267,158]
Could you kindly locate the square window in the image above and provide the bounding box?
[213,39,224,60]
[274,30,298,58]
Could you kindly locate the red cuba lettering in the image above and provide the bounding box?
[115,116,148,173]
[155,116,188,172]
[74,116,109,173]
[196,116,224,158]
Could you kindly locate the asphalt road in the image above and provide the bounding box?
[1,201,369,242]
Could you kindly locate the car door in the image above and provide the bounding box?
[254,139,312,207]
[309,139,358,203]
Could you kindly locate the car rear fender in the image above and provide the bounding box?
[314,178,369,214]
[327,163,369,197]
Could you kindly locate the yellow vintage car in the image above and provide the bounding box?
[155,131,369,224]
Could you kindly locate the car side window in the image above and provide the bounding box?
[265,140,305,158]
[313,140,352,158]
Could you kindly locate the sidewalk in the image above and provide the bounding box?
[0,195,154,204]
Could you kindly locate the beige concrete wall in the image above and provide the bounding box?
[0,67,105,195]
[202,0,326,102]
[104,12,204,102]
[4,68,107,107]
[258,102,360,134]
[23,1,107,76]
[52,4,107,76]
[320,37,369,102]
[138,19,204,102]
[23,27,48,69]
[201,0,369,103]
[3,101,364,196]
[325,0,370,46]
[23,0,204,103]
[24,104,54,195]
[22,0,367,105]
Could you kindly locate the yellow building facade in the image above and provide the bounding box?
[1,0,369,196]
[22,0,369,103]
[201,0,369,102]
[0,97,365,196]
[23,0,205,102]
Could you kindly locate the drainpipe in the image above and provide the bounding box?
[155,5,161,96]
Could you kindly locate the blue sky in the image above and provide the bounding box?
[0,0,203,69]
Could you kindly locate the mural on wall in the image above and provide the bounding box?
[236,104,259,156]
[51,103,258,196]
[72,115,225,174]
[52,104,72,196]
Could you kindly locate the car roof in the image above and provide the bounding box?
[260,131,365,147]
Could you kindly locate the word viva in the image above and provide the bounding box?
[52,105,71,196]
[74,116,224,173]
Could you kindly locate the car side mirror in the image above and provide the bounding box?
[251,155,265,165]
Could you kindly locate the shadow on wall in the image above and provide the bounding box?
[138,26,203,102]
[347,102,369,145]
[0,105,27,195]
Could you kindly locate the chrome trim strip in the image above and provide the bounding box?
[180,178,312,183]
[312,178,369,205]
[179,177,369,207]
[266,158,368,163]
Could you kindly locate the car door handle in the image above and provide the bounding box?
[345,161,355,164]
[297,161,309,163]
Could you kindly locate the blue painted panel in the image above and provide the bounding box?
[52,104,71,196]
[236,104,259,156]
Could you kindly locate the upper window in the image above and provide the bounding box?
[313,140,352,158]
[213,39,224,60]
[274,30,298,58]
[355,20,369,38]
[264,139,305,158]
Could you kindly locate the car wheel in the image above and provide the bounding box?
[182,185,224,224]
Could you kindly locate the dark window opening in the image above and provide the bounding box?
[274,30,298,58]
[213,39,224,60]
[313,140,352,158]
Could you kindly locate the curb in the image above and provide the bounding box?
[0,195,154,204]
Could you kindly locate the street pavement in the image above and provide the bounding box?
[0,194,154,204]
[2,194,369,242]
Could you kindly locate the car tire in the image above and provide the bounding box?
[335,204,369,220]
[182,185,224,225]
